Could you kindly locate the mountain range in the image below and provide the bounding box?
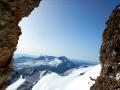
[13,54,97,74]
[6,64,101,90]
[5,54,99,90]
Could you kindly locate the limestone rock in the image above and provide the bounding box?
[91,5,120,90]
[0,0,41,89]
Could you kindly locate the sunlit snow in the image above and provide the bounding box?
[32,65,101,90]
[6,76,25,90]
[6,65,101,90]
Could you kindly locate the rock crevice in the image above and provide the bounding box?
[0,0,41,89]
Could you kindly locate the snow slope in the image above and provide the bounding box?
[32,65,101,90]
[6,76,25,90]
[6,64,101,90]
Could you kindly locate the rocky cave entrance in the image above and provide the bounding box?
[0,0,41,89]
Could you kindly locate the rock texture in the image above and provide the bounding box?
[0,0,41,89]
[91,5,120,90]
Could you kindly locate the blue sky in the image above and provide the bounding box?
[16,0,120,62]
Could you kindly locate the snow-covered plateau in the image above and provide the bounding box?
[6,64,101,90]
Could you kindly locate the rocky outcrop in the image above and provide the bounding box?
[91,5,120,90]
[0,0,41,89]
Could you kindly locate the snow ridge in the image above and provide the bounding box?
[6,64,101,90]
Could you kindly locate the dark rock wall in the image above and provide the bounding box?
[0,0,41,89]
[91,5,120,90]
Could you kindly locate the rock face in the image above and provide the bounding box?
[0,0,41,89]
[91,5,120,90]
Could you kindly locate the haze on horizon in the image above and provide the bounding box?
[15,0,120,62]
